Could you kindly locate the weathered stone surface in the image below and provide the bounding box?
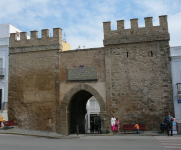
[8,15,174,135]
[103,16,169,46]
[104,41,173,130]
[8,30,60,132]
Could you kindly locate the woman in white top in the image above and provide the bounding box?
[111,115,116,134]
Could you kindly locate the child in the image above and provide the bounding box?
[0,116,5,121]
[134,122,141,134]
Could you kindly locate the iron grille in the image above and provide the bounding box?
[0,68,5,78]
[177,83,181,95]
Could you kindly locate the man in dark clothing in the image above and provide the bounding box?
[164,112,173,136]
[95,122,98,133]
[90,122,95,134]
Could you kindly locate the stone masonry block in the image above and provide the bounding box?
[41,29,49,38]
[130,18,138,29]
[30,30,38,39]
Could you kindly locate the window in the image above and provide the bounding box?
[151,51,153,57]
[0,89,2,110]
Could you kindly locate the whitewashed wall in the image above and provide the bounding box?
[0,24,9,38]
[170,46,181,120]
[0,24,29,121]
[0,37,9,120]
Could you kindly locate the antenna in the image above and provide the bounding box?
[63,33,66,42]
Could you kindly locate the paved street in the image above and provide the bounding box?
[0,134,170,150]
[155,136,181,150]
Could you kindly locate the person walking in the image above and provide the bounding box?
[95,122,98,134]
[164,111,173,136]
[111,115,116,134]
[115,118,120,133]
[134,122,140,134]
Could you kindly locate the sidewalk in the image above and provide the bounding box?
[81,131,181,137]
[0,127,81,139]
[0,127,180,139]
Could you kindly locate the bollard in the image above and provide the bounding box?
[76,125,79,135]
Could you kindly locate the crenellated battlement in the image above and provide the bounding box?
[10,28,62,53]
[103,15,170,46]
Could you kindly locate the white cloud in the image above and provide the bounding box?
[134,0,181,47]
[0,0,180,49]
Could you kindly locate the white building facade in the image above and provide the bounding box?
[0,24,26,120]
[170,46,181,121]
[85,97,100,133]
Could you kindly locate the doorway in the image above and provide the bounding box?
[60,84,106,135]
[85,97,101,133]
[68,90,93,134]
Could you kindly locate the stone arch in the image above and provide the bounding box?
[59,84,107,135]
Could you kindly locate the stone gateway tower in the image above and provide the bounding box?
[8,15,173,135]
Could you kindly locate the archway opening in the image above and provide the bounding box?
[85,96,100,133]
[68,90,93,134]
[60,84,107,135]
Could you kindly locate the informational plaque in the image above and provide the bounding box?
[67,67,97,81]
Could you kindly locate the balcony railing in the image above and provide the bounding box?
[177,83,181,95]
[0,68,5,78]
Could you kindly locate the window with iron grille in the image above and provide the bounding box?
[177,83,181,95]
[0,68,5,78]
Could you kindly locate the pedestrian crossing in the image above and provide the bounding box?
[155,136,181,150]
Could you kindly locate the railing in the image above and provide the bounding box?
[0,102,8,110]
[177,83,181,95]
[0,68,5,78]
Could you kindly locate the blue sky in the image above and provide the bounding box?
[0,0,180,49]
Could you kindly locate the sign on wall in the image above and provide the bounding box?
[67,66,97,81]
[178,96,181,103]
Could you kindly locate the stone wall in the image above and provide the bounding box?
[8,15,174,134]
[104,15,173,130]
[58,48,108,134]
[103,16,169,46]
[8,29,60,131]
[59,48,106,105]
[105,41,173,130]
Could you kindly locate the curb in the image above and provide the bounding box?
[0,132,180,138]
[0,132,81,139]
[81,134,179,136]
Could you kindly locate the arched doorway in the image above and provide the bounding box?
[60,84,107,135]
